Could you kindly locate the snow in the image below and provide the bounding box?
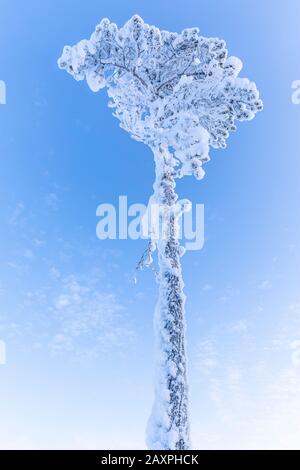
[86,70,106,92]
[58,14,263,450]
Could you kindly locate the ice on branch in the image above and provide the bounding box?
[58,15,263,180]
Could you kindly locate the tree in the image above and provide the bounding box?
[58,15,262,450]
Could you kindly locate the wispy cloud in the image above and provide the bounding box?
[192,301,300,449]
[8,202,25,226]
[202,283,213,292]
[45,193,59,211]
[47,273,135,358]
[258,280,271,290]
[228,319,248,333]
[23,249,35,261]
[1,263,134,360]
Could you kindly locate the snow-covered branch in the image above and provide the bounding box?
[58,15,262,180]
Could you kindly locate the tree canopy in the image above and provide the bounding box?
[58,14,263,179]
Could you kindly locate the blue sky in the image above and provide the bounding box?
[0,0,300,449]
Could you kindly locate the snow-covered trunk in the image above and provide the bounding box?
[146,145,191,450]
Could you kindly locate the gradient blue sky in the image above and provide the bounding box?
[0,0,300,449]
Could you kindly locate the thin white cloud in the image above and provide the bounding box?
[1,266,134,360]
[47,273,135,358]
[258,280,271,290]
[23,249,35,260]
[8,202,25,226]
[192,302,300,449]
[202,283,213,291]
[228,319,248,333]
[45,193,59,211]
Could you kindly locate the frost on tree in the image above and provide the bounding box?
[58,15,262,450]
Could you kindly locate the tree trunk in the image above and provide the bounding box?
[146,144,191,450]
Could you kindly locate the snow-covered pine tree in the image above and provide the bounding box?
[58,15,262,450]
